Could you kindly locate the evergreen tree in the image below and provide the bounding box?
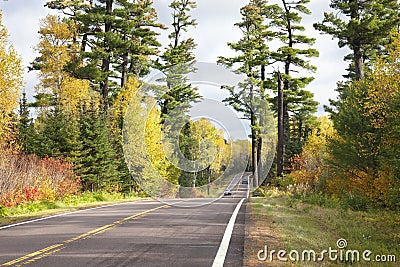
[156,0,200,120]
[151,0,201,189]
[218,0,270,186]
[219,0,318,179]
[34,105,82,159]
[177,121,198,188]
[314,0,400,80]
[77,100,120,191]
[327,32,400,182]
[265,0,318,176]
[17,91,39,154]
[327,82,379,174]
[114,0,166,86]
[46,0,165,110]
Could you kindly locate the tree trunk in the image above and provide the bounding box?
[257,134,262,186]
[121,52,129,88]
[101,0,113,111]
[354,45,364,80]
[255,64,266,184]
[101,66,110,111]
[207,166,211,195]
[261,64,265,81]
[251,111,257,178]
[253,144,259,188]
[250,82,259,187]
[280,0,293,174]
[298,118,303,142]
[81,34,88,52]
[282,55,290,174]
[277,72,284,177]
[349,0,364,80]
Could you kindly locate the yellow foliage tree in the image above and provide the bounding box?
[190,118,230,181]
[0,11,23,143]
[109,77,142,132]
[315,32,400,207]
[35,15,90,115]
[123,81,180,196]
[363,31,400,151]
[145,103,180,185]
[290,116,335,190]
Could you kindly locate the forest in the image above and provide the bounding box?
[0,0,399,211]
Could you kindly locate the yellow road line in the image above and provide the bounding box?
[1,244,64,266]
[1,204,171,267]
[16,247,65,267]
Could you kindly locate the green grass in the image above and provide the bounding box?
[0,191,145,226]
[250,194,400,266]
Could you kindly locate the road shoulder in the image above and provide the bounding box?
[243,197,286,267]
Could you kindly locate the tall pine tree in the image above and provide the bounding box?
[219,0,318,179]
[265,0,318,176]
[154,0,201,188]
[156,0,200,120]
[46,0,165,111]
[314,0,400,80]
[218,0,271,186]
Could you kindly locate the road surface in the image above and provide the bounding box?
[0,173,250,267]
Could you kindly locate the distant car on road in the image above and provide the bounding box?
[242,177,248,184]
[223,189,232,196]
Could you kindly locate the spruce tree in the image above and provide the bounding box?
[77,100,120,191]
[17,91,39,154]
[34,104,81,159]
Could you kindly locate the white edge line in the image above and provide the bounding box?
[0,201,137,231]
[246,176,250,199]
[212,198,245,267]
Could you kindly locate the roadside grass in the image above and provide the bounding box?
[245,193,400,267]
[0,191,146,226]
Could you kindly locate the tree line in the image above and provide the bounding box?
[218,0,400,209]
[0,0,234,204]
[0,0,399,209]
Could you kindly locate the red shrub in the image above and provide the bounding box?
[0,149,81,207]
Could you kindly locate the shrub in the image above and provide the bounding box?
[341,192,370,212]
[0,148,80,207]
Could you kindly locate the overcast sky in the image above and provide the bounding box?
[0,0,350,114]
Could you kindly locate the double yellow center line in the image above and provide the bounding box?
[1,203,171,267]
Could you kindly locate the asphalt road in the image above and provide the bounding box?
[0,173,250,267]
